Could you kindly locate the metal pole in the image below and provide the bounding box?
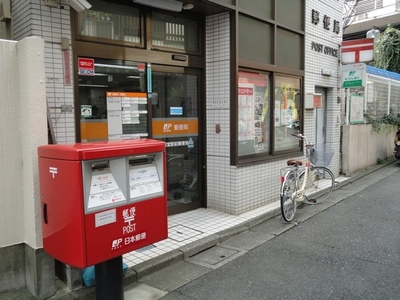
[95,256,124,300]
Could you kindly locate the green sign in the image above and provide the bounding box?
[343,80,363,88]
[341,64,365,88]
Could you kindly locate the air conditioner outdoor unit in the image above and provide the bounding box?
[0,0,11,22]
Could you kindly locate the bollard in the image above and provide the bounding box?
[95,256,124,300]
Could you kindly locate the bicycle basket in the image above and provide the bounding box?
[309,144,334,167]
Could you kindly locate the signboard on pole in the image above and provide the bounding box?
[341,38,375,64]
[341,63,366,88]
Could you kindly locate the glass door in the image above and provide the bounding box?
[151,66,203,214]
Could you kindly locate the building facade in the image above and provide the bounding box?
[344,0,400,40]
[0,0,344,297]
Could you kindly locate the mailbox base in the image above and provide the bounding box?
[95,256,124,300]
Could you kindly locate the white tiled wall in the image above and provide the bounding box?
[305,0,344,177]
[205,1,344,215]
[13,0,75,144]
[205,13,295,215]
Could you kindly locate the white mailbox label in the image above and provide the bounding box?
[129,165,162,199]
[88,172,126,209]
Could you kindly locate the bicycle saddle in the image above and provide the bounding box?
[287,159,302,166]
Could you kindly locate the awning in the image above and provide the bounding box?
[366,65,400,81]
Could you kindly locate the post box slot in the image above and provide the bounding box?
[91,161,110,172]
[129,153,164,202]
[83,158,128,214]
[128,154,155,166]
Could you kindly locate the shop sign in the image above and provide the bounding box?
[311,41,339,57]
[341,38,374,64]
[311,9,340,34]
[341,63,366,88]
[152,118,198,138]
[78,58,95,76]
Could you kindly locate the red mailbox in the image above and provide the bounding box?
[38,139,167,268]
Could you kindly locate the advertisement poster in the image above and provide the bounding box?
[238,83,255,141]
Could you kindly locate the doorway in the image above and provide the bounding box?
[151,65,204,214]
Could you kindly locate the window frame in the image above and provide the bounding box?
[73,0,203,56]
[150,11,202,55]
[74,1,145,48]
[233,67,304,166]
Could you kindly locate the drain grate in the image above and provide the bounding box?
[169,224,203,242]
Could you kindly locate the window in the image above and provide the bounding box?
[237,72,302,161]
[238,15,272,64]
[274,75,301,152]
[152,12,200,53]
[276,0,304,30]
[276,28,303,70]
[77,1,141,45]
[238,71,270,156]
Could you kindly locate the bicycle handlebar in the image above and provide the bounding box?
[291,133,314,147]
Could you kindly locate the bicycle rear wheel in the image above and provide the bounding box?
[280,170,297,222]
[303,166,335,204]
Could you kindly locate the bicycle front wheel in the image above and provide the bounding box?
[280,170,297,222]
[303,166,335,204]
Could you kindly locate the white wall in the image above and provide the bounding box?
[342,124,396,174]
[305,0,344,177]
[12,0,75,144]
[0,37,47,249]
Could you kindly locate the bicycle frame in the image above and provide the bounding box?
[294,166,306,202]
[281,133,335,222]
[284,135,314,203]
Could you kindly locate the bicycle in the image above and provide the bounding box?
[280,133,336,222]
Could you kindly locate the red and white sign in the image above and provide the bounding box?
[62,51,71,86]
[341,38,375,64]
[78,58,95,76]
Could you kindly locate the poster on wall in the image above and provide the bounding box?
[350,94,364,124]
[106,92,148,140]
[238,83,255,141]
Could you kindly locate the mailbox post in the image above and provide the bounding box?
[38,139,168,299]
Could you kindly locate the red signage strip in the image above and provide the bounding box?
[341,38,374,63]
